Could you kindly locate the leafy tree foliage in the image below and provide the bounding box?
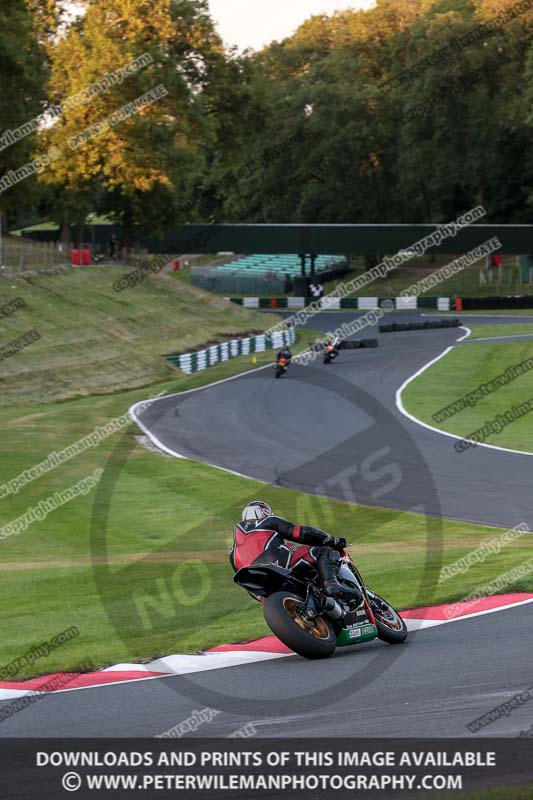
[3,0,530,237]
[0,0,48,226]
[37,0,223,241]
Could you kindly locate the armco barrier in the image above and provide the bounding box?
[231,295,533,311]
[230,297,446,310]
[165,329,296,374]
[379,319,460,333]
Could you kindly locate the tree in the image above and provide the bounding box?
[36,0,223,245]
[0,0,48,228]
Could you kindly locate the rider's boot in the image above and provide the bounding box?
[317,548,363,603]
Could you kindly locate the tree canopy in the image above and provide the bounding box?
[0,0,531,237]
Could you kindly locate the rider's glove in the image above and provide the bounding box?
[327,536,347,551]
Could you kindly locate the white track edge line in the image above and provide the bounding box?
[130,362,273,479]
[456,326,472,342]
[129,349,315,479]
[395,333,533,458]
[0,655,295,701]
[3,598,532,700]
[406,596,533,627]
[465,334,533,343]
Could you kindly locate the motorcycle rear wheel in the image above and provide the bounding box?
[263,591,337,659]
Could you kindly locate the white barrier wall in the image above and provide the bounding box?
[395,296,417,310]
[165,328,296,374]
[357,297,379,310]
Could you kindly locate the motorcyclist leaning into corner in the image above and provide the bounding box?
[230,501,363,603]
[276,345,292,364]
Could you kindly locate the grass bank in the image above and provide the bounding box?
[402,333,533,452]
[465,323,533,340]
[1,274,531,681]
[1,368,532,678]
[0,266,282,406]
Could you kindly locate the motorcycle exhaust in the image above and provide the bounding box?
[321,596,343,620]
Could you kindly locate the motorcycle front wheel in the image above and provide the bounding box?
[263,591,337,659]
[367,590,408,644]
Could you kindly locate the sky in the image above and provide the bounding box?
[208,0,376,51]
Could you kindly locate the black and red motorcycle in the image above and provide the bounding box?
[323,344,339,365]
[275,356,289,379]
[234,550,407,659]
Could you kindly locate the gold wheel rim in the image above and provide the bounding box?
[283,597,331,640]
[374,605,404,631]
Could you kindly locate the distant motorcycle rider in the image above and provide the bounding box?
[230,501,362,602]
[276,345,292,364]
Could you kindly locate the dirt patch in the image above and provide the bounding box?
[135,434,172,456]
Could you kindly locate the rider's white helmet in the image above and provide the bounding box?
[241,500,272,523]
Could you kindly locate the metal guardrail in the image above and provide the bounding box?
[164,329,296,374]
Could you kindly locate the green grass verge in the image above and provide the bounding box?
[465,323,533,340]
[0,266,282,406]
[402,334,533,451]
[2,356,532,678]
[329,256,523,299]
[336,264,509,298]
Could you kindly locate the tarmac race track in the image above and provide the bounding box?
[135,311,533,529]
[0,604,532,737]
[2,311,532,739]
